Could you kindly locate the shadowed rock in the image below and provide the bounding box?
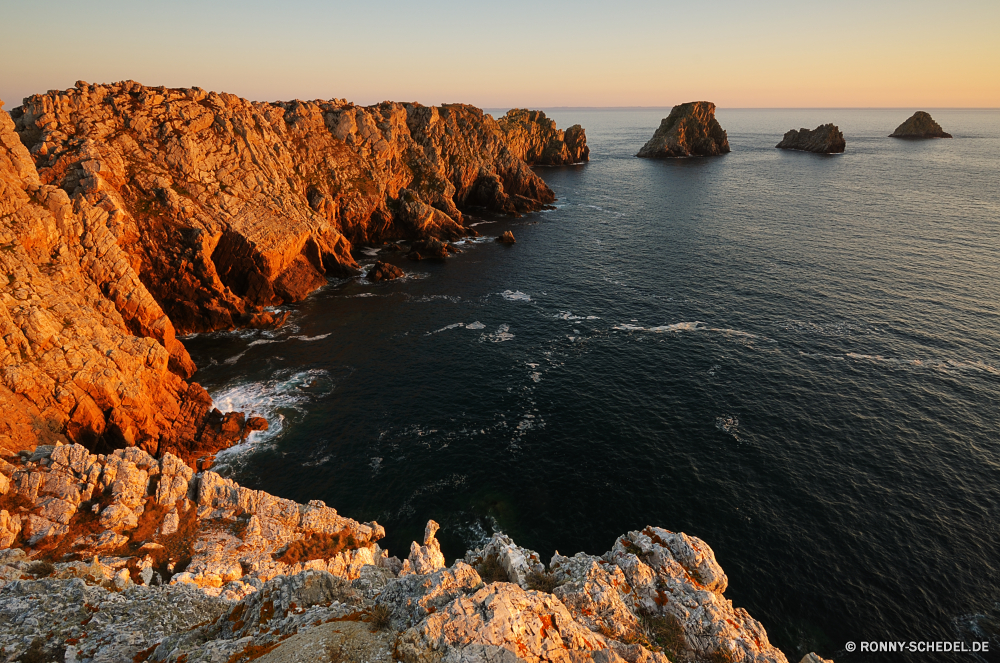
[496,230,516,244]
[776,124,846,153]
[637,101,730,158]
[366,261,404,282]
[890,111,952,138]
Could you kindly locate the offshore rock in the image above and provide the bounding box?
[11,82,567,334]
[890,111,952,138]
[496,230,516,244]
[776,124,846,153]
[637,102,730,158]
[366,260,404,282]
[498,109,590,164]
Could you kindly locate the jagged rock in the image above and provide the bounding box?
[496,230,516,244]
[637,102,730,158]
[465,532,545,588]
[12,83,565,336]
[401,519,446,576]
[498,109,590,164]
[408,238,451,261]
[890,111,952,138]
[776,124,846,153]
[800,654,834,663]
[367,260,405,282]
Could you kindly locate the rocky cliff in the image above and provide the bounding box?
[889,111,952,138]
[0,103,259,462]
[636,102,730,158]
[498,109,590,164]
[0,443,825,663]
[11,82,582,335]
[2,82,588,460]
[775,124,846,154]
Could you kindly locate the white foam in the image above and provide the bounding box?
[428,322,467,335]
[222,338,283,365]
[614,321,706,332]
[211,368,334,450]
[481,324,514,343]
[555,311,600,321]
[500,290,531,302]
[289,333,330,342]
[466,321,486,330]
[361,247,380,256]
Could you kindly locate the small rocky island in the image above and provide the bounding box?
[775,124,846,154]
[637,101,730,158]
[890,111,952,138]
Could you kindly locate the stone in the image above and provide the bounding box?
[99,504,139,531]
[366,260,405,282]
[800,654,834,663]
[0,510,21,548]
[465,532,545,588]
[401,519,446,576]
[776,124,846,153]
[496,230,516,244]
[498,109,590,164]
[890,111,952,138]
[637,102,730,158]
[408,238,451,261]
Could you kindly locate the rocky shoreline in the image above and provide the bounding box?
[0,442,826,663]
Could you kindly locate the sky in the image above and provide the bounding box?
[1,0,998,109]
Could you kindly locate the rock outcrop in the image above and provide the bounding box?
[1,101,255,461]
[497,230,516,244]
[637,102,730,158]
[890,111,952,138]
[366,260,404,282]
[498,109,590,164]
[0,445,833,663]
[11,82,569,335]
[3,82,585,458]
[775,124,846,153]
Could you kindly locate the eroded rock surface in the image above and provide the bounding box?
[890,111,952,138]
[0,447,824,662]
[366,260,404,282]
[11,82,568,334]
[499,109,590,164]
[776,124,846,153]
[636,102,730,158]
[0,100,253,461]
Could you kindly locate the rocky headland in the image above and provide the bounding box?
[775,125,846,154]
[636,102,730,158]
[0,442,830,663]
[1,82,587,462]
[889,111,952,138]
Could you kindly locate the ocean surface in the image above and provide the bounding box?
[183,108,1000,661]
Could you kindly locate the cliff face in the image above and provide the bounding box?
[2,81,587,460]
[775,124,846,154]
[890,111,952,138]
[11,82,573,334]
[498,109,590,164]
[0,105,255,461]
[636,102,730,158]
[0,443,801,663]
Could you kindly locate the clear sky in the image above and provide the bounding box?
[1,0,997,109]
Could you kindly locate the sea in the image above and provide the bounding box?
[183,108,1000,662]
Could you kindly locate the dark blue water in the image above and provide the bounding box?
[184,109,1000,661]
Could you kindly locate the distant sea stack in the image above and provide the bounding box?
[498,109,590,164]
[636,101,730,158]
[776,124,846,154]
[890,111,952,138]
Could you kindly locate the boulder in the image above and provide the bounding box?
[407,239,450,261]
[366,260,405,282]
[776,124,846,153]
[496,230,516,244]
[890,111,952,138]
[637,101,730,158]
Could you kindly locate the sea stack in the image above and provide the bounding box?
[775,124,846,153]
[636,101,730,158]
[890,111,952,138]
